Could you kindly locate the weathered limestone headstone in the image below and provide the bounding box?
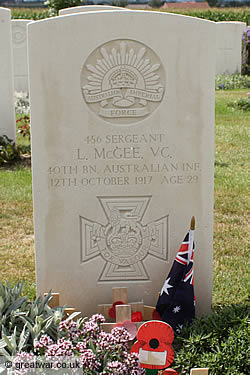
[12,20,31,93]
[28,11,216,317]
[216,21,246,75]
[0,7,15,141]
[59,5,125,15]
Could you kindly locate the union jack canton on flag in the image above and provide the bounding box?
[156,226,195,333]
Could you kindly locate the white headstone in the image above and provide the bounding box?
[216,21,246,75]
[28,11,216,317]
[0,7,15,141]
[12,20,31,93]
[59,5,125,15]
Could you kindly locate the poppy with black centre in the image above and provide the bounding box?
[131,320,177,373]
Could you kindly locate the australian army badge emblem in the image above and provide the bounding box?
[80,39,165,124]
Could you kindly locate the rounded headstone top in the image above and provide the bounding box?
[59,5,125,16]
[0,7,11,19]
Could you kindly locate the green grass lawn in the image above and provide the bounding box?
[0,166,35,299]
[0,89,249,306]
[213,89,249,305]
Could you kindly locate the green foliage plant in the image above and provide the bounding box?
[242,29,249,76]
[15,93,31,156]
[16,116,30,141]
[15,314,144,374]
[149,0,164,8]
[11,8,51,20]
[0,282,64,357]
[0,136,20,166]
[45,0,82,16]
[110,0,128,7]
[173,303,249,375]
[16,115,31,155]
[215,74,250,90]
[228,93,250,111]
[207,0,219,7]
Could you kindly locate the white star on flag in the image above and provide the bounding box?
[176,324,183,334]
[173,306,181,314]
[160,277,173,295]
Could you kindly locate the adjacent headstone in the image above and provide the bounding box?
[12,19,31,93]
[59,5,125,15]
[216,21,246,75]
[28,10,216,317]
[0,7,15,141]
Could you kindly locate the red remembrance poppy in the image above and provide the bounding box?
[131,320,174,370]
[131,311,143,322]
[108,300,125,319]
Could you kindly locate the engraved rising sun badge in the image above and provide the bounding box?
[80,196,168,281]
[80,39,165,124]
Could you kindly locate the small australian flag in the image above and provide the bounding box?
[156,225,195,333]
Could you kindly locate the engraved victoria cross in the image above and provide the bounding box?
[80,196,168,281]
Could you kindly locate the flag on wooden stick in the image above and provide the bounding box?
[156,217,196,333]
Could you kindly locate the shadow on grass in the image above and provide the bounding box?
[0,155,31,170]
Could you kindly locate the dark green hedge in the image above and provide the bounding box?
[11,6,250,23]
[11,8,51,20]
[163,8,250,23]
